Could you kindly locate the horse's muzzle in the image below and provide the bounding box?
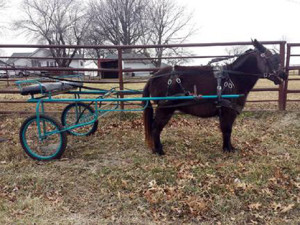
[279,71,287,80]
[271,70,287,85]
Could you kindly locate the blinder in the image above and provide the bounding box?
[256,48,285,84]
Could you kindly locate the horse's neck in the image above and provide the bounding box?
[232,73,259,95]
[228,59,260,94]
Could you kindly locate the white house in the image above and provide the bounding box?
[6,49,85,76]
[0,60,10,77]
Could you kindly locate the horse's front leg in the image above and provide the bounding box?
[219,109,237,152]
[152,108,175,155]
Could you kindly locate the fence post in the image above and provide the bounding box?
[278,41,286,110]
[118,47,124,110]
[281,44,291,111]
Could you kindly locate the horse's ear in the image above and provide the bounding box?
[252,39,266,53]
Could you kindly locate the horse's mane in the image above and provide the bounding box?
[174,65,212,71]
[153,65,213,77]
[154,49,256,77]
[228,49,255,70]
[174,65,213,75]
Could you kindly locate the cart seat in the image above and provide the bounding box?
[20,81,83,95]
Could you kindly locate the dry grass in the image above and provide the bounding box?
[0,109,299,224]
[0,76,299,224]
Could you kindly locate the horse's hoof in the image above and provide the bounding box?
[223,146,236,152]
[157,150,165,156]
[152,149,165,156]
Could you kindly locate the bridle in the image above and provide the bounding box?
[228,49,281,78]
[212,48,285,85]
[257,49,282,79]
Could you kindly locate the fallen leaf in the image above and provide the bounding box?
[280,204,295,213]
[248,202,262,210]
[271,202,282,211]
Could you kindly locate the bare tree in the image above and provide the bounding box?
[87,0,196,66]
[144,0,196,67]
[0,0,7,9]
[83,22,116,67]
[223,46,248,64]
[88,0,148,47]
[0,0,8,31]
[0,0,6,9]
[15,0,91,67]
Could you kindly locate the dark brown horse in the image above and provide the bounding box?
[143,40,286,155]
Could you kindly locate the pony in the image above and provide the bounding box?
[143,39,287,155]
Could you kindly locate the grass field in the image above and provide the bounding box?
[0,111,299,224]
[0,76,299,224]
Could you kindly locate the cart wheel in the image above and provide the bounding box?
[20,115,67,161]
[61,102,98,136]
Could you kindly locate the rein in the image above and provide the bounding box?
[149,66,270,81]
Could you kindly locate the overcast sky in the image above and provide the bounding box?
[187,0,300,43]
[1,0,300,62]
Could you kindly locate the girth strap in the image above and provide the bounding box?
[214,66,241,114]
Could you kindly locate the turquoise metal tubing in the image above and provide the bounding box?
[27,94,243,103]
[35,100,48,140]
[30,94,243,137]
[61,114,98,132]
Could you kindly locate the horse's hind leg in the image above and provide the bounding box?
[152,108,175,155]
[219,109,237,152]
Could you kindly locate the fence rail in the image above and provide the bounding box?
[280,43,300,109]
[0,40,297,114]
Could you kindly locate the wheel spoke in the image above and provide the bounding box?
[20,115,67,160]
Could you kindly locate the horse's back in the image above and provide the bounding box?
[148,65,217,97]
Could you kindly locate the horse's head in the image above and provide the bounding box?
[252,39,287,85]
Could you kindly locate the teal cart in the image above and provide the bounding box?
[16,76,243,161]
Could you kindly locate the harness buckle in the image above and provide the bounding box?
[260,53,266,58]
[263,73,269,78]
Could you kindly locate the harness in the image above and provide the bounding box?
[165,68,190,97]
[160,66,241,113]
[159,48,283,113]
[213,66,241,114]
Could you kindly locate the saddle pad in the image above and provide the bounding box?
[20,81,83,95]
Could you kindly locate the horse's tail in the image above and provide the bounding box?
[143,81,154,149]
